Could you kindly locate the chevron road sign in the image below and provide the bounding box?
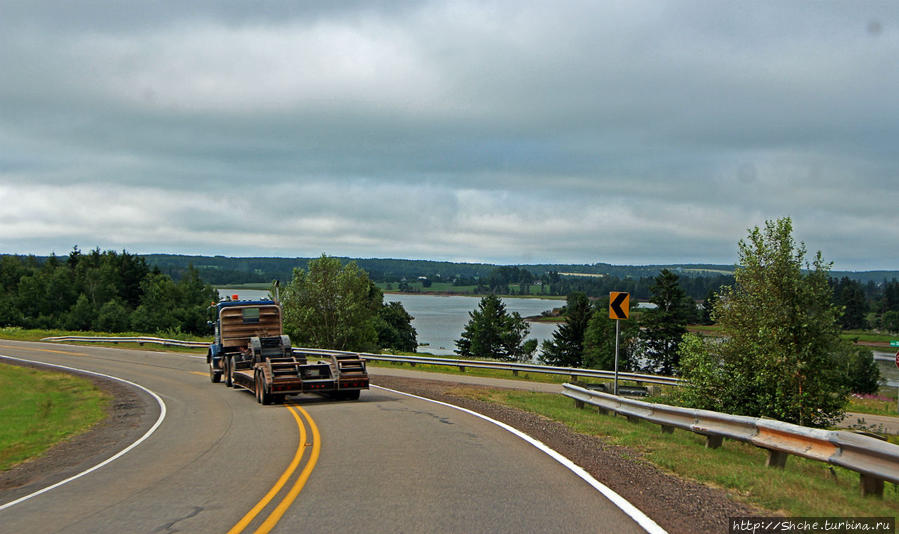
[609,291,630,320]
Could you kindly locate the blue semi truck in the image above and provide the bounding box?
[207,298,369,403]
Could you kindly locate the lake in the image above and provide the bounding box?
[217,288,564,356]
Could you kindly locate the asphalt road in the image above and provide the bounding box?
[0,341,649,533]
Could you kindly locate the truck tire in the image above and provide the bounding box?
[209,359,221,383]
[257,371,272,405]
[225,356,234,388]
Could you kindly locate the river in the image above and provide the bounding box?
[217,288,564,356]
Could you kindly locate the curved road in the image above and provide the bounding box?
[0,340,650,533]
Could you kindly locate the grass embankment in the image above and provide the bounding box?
[0,363,110,471]
[451,387,899,517]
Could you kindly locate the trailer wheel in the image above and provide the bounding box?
[225,356,234,388]
[258,372,273,405]
[209,359,221,383]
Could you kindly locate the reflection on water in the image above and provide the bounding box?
[217,288,565,357]
[384,293,565,356]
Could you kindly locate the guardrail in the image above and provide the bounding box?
[315,349,683,387]
[40,336,210,348]
[39,336,683,386]
[562,383,899,497]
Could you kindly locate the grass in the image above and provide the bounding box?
[0,327,209,354]
[0,362,111,471]
[368,357,615,386]
[847,392,899,417]
[841,330,898,345]
[449,387,899,517]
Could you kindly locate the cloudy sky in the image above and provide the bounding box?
[1,2,897,269]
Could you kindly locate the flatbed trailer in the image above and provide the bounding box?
[207,298,369,404]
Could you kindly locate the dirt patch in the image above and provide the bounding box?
[372,375,766,534]
[0,359,158,503]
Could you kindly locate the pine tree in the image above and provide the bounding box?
[455,294,532,361]
[540,292,592,367]
[640,269,693,375]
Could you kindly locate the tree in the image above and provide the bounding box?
[376,301,418,352]
[540,292,592,367]
[678,217,847,427]
[700,288,718,325]
[835,343,881,395]
[640,269,693,375]
[281,255,380,352]
[455,294,533,361]
[582,297,640,371]
[832,277,867,330]
[94,298,131,332]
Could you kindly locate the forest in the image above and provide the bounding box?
[2,250,899,335]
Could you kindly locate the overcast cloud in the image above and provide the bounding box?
[1,1,897,269]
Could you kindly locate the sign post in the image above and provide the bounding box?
[895,351,899,413]
[609,292,630,395]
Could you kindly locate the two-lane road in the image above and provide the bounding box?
[0,340,654,533]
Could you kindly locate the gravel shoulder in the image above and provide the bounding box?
[372,374,766,534]
[0,359,157,504]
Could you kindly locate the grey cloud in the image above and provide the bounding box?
[1,2,897,269]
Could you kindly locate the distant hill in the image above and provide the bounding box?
[136,254,899,286]
[5,252,895,286]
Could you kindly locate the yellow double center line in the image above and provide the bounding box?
[227,404,321,534]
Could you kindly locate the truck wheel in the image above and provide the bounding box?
[225,357,234,388]
[209,360,221,383]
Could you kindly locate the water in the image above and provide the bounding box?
[217,288,564,356]
[383,293,565,356]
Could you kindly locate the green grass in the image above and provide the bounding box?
[0,327,209,354]
[451,387,899,517]
[847,391,899,417]
[0,363,111,471]
[841,330,898,344]
[368,355,632,387]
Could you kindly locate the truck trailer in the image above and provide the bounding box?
[207,298,369,404]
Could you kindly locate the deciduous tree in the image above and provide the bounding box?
[679,218,847,427]
[281,255,380,352]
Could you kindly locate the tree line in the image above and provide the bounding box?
[0,247,217,334]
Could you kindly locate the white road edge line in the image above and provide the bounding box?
[0,354,168,512]
[373,385,668,534]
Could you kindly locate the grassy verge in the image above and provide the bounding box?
[841,330,897,345]
[0,363,110,471]
[450,387,899,517]
[0,327,210,354]
[847,391,899,417]
[368,358,616,386]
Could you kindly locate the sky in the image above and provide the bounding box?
[1,2,897,270]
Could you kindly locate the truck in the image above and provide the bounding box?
[207,298,369,404]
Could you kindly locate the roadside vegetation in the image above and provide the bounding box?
[0,363,110,471]
[450,386,899,517]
